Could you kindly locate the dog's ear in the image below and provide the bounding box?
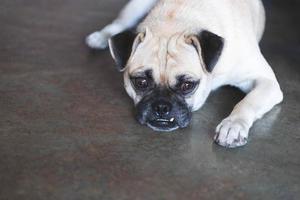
[190,30,224,73]
[109,30,141,72]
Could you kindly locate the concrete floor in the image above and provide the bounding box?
[0,0,300,199]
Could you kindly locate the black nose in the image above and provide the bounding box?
[152,101,172,117]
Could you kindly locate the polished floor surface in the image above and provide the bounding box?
[0,0,300,199]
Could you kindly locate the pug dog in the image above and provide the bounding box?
[86,0,283,148]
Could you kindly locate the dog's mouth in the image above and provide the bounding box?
[147,117,179,132]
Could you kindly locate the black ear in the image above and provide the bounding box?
[196,30,224,72]
[109,30,138,71]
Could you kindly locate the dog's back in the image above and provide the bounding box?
[139,0,265,42]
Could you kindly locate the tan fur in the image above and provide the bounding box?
[123,0,268,111]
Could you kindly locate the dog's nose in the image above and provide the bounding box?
[152,101,172,117]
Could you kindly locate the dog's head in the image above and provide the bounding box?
[109,29,224,131]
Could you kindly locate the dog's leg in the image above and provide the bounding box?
[86,0,157,49]
[214,57,283,148]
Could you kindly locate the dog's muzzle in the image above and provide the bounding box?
[147,100,178,131]
[136,89,192,132]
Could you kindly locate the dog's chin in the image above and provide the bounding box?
[146,121,180,132]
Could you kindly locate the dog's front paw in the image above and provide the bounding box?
[214,117,250,148]
[86,31,109,49]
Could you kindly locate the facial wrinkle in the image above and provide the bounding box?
[157,36,168,85]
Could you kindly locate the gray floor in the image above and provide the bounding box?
[0,0,300,199]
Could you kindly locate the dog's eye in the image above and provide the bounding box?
[179,81,196,94]
[133,77,149,90]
